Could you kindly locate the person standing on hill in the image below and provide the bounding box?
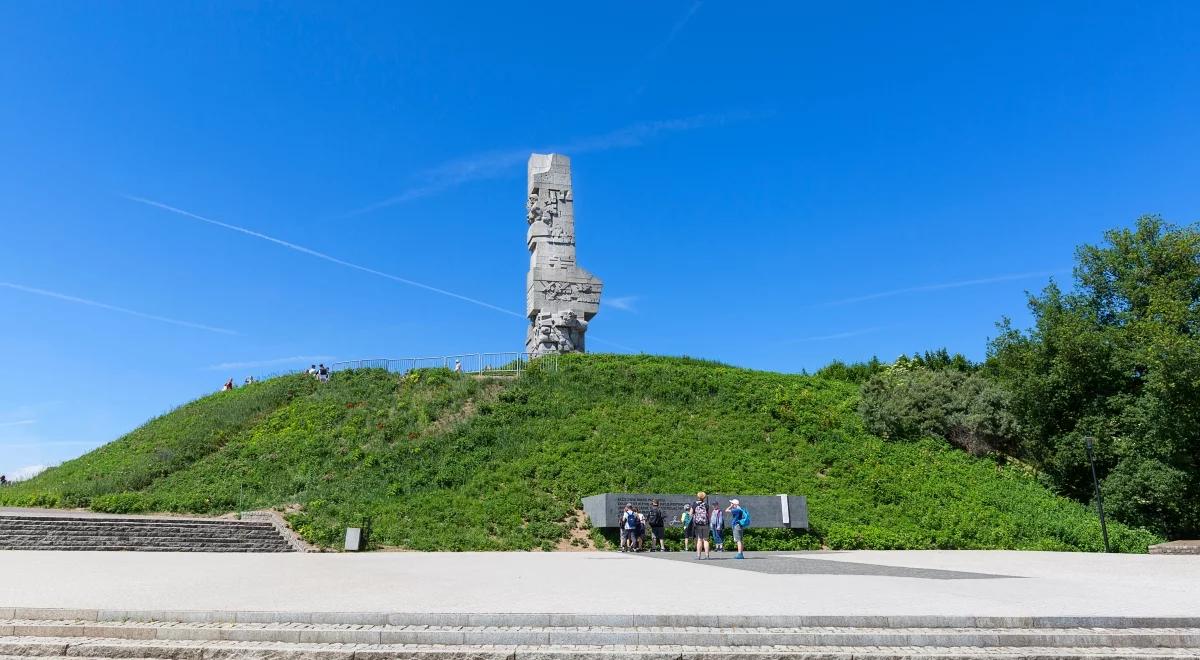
[317,364,330,382]
[222,378,234,392]
[691,491,712,560]
[646,499,666,552]
[727,499,749,560]
[709,499,725,552]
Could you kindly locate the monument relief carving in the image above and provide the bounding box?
[525,153,602,356]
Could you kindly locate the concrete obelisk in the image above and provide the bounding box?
[525,154,603,356]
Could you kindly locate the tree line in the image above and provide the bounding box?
[842,215,1199,539]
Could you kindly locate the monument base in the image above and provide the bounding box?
[582,492,809,529]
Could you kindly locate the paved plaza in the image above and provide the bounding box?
[1,550,1196,618]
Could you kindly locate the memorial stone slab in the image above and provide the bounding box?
[582,493,809,529]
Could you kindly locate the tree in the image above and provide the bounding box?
[859,359,1018,456]
[987,215,1200,537]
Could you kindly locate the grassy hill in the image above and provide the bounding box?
[0,354,1161,552]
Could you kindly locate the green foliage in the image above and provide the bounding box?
[987,215,1200,538]
[0,355,1159,552]
[814,356,885,383]
[859,359,1019,455]
[904,348,977,373]
[0,375,315,509]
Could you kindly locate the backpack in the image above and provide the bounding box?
[623,511,638,529]
[691,502,709,525]
[646,508,664,527]
[735,508,751,528]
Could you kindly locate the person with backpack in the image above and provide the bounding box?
[317,364,330,383]
[691,491,712,560]
[646,500,666,552]
[726,499,751,560]
[709,499,725,552]
[635,507,647,552]
[620,503,638,552]
[680,504,693,552]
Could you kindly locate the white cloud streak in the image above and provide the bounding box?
[823,270,1067,306]
[125,196,524,319]
[341,112,749,218]
[0,420,35,427]
[206,355,336,371]
[606,296,639,312]
[779,327,883,345]
[0,282,238,335]
[643,1,704,67]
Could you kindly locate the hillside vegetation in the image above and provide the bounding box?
[0,354,1160,552]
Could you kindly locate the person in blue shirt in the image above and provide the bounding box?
[726,499,749,559]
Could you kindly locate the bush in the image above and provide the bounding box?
[859,360,1018,455]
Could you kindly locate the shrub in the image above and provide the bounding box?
[859,360,1018,455]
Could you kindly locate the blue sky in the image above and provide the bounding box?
[2,2,1199,478]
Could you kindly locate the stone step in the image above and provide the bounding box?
[0,526,284,535]
[3,620,1200,648]
[0,533,288,543]
[0,529,284,539]
[0,523,280,534]
[0,514,296,552]
[0,546,291,552]
[9,610,1200,630]
[0,517,275,529]
[4,637,1200,660]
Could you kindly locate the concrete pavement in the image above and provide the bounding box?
[0,550,1197,618]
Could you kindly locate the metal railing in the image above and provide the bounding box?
[330,352,556,377]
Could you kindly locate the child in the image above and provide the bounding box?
[681,504,693,552]
[710,499,725,552]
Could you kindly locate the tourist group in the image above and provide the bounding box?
[620,492,751,560]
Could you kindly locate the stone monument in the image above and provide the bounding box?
[525,154,603,356]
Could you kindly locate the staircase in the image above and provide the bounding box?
[0,610,1198,659]
[0,513,296,552]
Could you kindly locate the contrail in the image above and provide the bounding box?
[0,282,238,335]
[125,196,524,319]
[341,112,753,219]
[823,270,1067,306]
[778,327,883,345]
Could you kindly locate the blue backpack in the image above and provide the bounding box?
[735,507,751,528]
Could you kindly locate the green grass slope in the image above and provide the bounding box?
[0,354,1160,552]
